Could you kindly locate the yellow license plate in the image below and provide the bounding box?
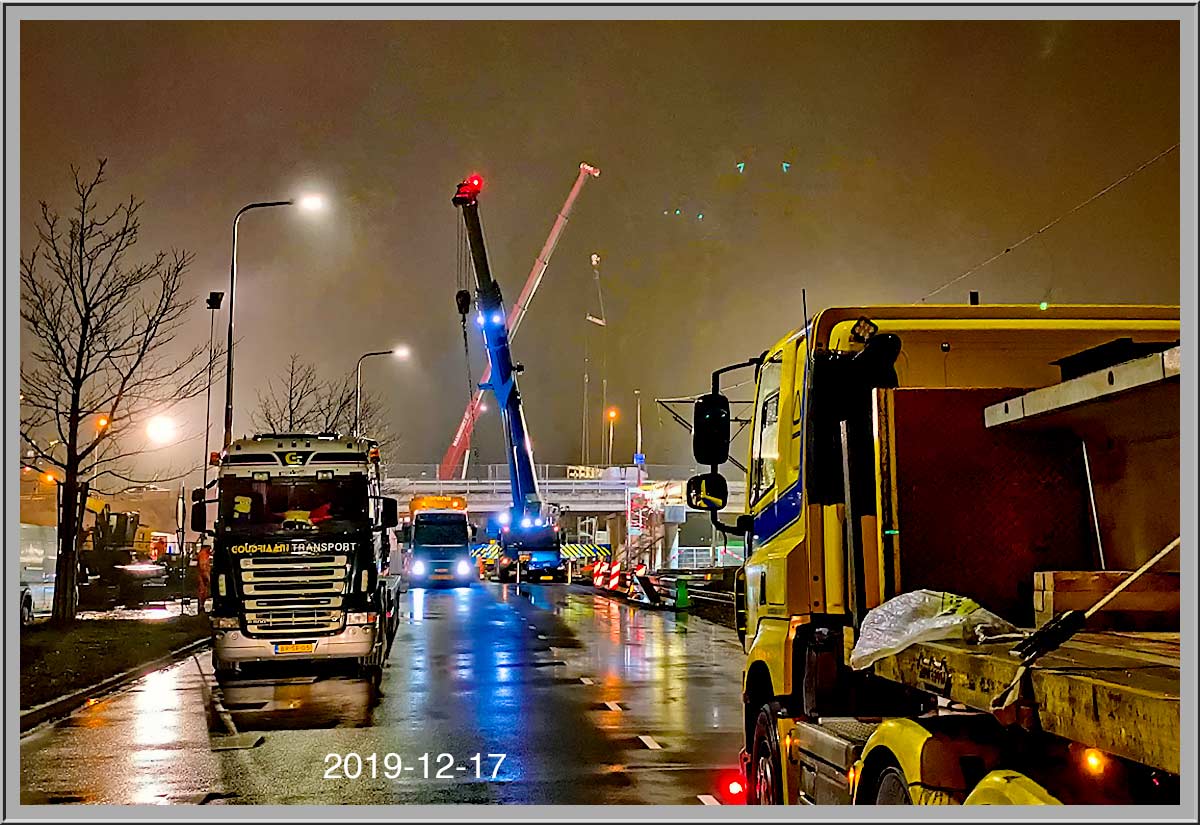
[275,642,315,654]
[540,576,553,581]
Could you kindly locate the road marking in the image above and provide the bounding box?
[637,735,662,750]
[697,794,721,805]
[604,701,622,712]
[579,677,594,685]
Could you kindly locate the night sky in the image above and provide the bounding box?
[19,20,1181,479]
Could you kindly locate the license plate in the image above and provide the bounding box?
[432,573,452,580]
[540,576,553,581]
[275,642,315,654]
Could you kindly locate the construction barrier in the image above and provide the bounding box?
[607,561,622,591]
[593,561,609,588]
[560,544,612,561]
[472,543,610,561]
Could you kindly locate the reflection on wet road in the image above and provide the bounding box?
[21,583,745,805]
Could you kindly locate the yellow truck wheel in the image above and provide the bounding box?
[747,702,784,805]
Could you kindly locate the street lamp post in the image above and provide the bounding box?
[354,346,410,437]
[202,291,223,490]
[606,407,618,465]
[222,196,325,449]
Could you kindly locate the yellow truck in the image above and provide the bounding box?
[686,304,1180,805]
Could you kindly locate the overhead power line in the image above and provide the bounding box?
[920,142,1180,302]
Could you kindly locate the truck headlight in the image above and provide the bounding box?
[412,560,426,576]
[456,560,471,576]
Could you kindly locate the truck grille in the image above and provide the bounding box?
[237,554,349,636]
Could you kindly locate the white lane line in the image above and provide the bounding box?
[604,701,623,712]
[579,677,594,685]
[697,794,721,805]
[637,735,662,750]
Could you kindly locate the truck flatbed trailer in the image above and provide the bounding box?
[873,630,1179,775]
[868,343,1182,776]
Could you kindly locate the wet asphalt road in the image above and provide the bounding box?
[20,583,746,806]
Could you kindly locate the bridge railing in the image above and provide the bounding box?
[383,462,703,482]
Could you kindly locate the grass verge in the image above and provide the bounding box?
[20,616,210,709]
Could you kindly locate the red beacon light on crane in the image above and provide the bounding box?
[453,174,486,206]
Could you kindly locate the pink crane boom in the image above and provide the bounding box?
[437,162,601,480]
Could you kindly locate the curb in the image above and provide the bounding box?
[20,635,212,734]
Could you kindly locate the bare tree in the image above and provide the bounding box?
[252,354,397,452]
[252,354,321,432]
[20,160,212,624]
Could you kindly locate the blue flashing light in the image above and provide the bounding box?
[520,517,532,529]
[491,312,503,325]
[476,313,485,326]
[534,518,543,527]
[497,511,510,525]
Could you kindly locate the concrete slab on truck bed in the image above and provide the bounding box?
[870,631,1179,775]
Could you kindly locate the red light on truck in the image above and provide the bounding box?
[727,780,743,795]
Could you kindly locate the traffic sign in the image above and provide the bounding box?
[633,453,645,465]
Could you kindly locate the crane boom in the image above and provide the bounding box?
[438,163,600,480]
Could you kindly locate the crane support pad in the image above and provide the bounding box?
[871,631,1179,774]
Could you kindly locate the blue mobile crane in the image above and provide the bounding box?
[452,174,564,582]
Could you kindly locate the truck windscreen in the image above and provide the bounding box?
[413,513,468,545]
[220,476,369,530]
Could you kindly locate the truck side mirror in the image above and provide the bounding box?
[693,393,731,466]
[190,501,207,534]
[381,497,399,529]
[190,487,205,503]
[687,472,729,511]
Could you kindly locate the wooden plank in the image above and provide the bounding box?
[1034,571,1180,593]
[1033,570,1179,628]
[871,633,1179,774]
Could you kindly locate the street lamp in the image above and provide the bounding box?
[606,407,618,465]
[147,416,178,446]
[221,196,325,449]
[354,346,410,437]
[202,291,223,490]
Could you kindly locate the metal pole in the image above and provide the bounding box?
[202,302,219,490]
[354,350,393,438]
[601,378,608,461]
[355,358,363,437]
[1081,440,1106,570]
[222,201,293,449]
[635,389,643,486]
[607,416,614,465]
